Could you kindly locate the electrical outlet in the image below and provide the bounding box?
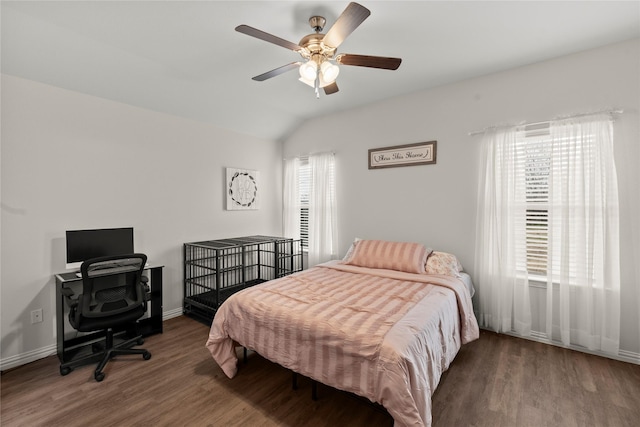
[31,308,43,324]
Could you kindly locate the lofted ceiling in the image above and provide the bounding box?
[2,1,639,142]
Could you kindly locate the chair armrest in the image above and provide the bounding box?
[61,287,78,309]
[140,276,151,301]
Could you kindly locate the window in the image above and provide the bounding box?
[518,127,551,276]
[516,124,601,281]
[284,153,337,264]
[297,157,336,251]
[475,114,620,350]
[298,158,310,249]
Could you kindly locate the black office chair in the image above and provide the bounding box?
[60,253,152,382]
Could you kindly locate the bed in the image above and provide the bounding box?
[206,240,479,427]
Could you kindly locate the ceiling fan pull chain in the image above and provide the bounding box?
[314,75,320,99]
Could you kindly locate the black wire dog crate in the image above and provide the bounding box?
[183,235,303,324]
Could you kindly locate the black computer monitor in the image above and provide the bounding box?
[65,227,134,269]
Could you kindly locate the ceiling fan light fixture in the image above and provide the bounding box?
[299,60,318,81]
[299,75,332,89]
[320,61,340,83]
[318,73,333,88]
[298,76,315,87]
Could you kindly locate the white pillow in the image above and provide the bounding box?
[425,251,463,277]
[342,237,362,262]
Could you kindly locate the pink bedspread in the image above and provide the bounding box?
[206,261,479,427]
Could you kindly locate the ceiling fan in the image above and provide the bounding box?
[236,2,402,98]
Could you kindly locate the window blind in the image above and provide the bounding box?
[515,127,594,279]
[297,154,336,252]
[520,132,551,276]
[298,158,310,248]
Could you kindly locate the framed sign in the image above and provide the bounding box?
[226,167,259,210]
[368,141,437,169]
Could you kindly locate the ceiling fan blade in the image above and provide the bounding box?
[323,82,339,95]
[336,54,402,70]
[236,25,303,52]
[322,2,371,49]
[252,62,301,81]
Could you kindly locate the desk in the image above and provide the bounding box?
[54,265,163,367]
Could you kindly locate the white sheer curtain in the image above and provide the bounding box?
[475,114,621,354]
[546,115,620,353]
[282,157,300,239]
[308,152,337,266]
[474,126,532,335]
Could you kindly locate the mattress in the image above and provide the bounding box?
[206,260,479,427]
[459,271,476,297]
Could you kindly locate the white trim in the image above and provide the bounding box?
[501,329,640,365]
[0,344,57,372]
[1,309,185,372]
[618,349,640,364]
[163,307,183,321]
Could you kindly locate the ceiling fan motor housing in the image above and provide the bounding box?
[308,16,326,32]
[298,32,336,65]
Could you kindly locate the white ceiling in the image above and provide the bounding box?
[2,1,639,141]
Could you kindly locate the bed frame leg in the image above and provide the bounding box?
[292,372,298,390]
[311,380,318,401]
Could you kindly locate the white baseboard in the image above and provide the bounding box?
[501,329,640,365]
[617,349,640,365]
[0,344,57,372]
[1,309,187,372]
[163,307,183,321]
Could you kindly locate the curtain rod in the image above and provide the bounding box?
[284,150,336,161]
[468,109,624,136]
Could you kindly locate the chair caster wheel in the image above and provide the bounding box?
[94,372,105,382]
[143,351,152,360]
[60,366,72,376]
[137,338,144,345]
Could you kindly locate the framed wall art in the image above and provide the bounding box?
[226,167,259,210]
[368,141,437,169]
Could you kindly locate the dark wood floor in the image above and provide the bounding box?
[1,316,639,426]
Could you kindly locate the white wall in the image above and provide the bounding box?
[2,38,638,369]
[0,75,283,367]
[283,39,640,357]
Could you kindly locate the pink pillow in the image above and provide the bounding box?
[345,240,430,274]
[425,251,463,277]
